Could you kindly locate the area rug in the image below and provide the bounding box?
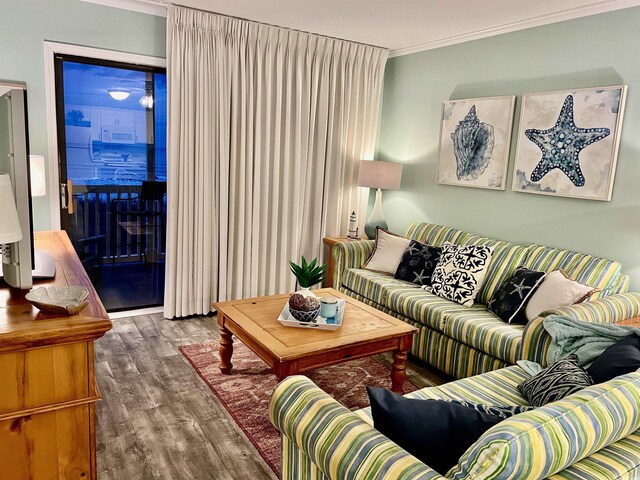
[179,341,419,476]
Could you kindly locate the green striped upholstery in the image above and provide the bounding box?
[609,274,630,296]
[440,310,525,364]
[270,376,446,480]
[549,431,640,479]
[334,290,512,379]
[273,369,640,479]
[333,223,634,380]
[385,288,480,330]
[548,291,640,323]
[522,244,622,295]
[521,293,640,367]
[331,240,375,291]
[341,268,418,307]
[462,235,528,305]
[345,277,524,364]
[281,436,329,480]
[411,323,510,379]
[449,372,640,480]
[357,365,530,426]
[521,317,552,368]
[405,222,468,246]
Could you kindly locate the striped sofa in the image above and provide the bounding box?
[332,222,640,378]
[270,367,640,479]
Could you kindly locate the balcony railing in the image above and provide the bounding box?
[69,182,166,266]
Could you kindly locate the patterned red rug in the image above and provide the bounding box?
[179,340,419,477]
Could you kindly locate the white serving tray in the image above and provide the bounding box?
[277,299,346,330]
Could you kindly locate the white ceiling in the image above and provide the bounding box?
[88,0,640,55]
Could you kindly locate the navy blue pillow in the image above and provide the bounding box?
[367,387,502,475]
[587,334,640,384]
[394,240,442,287]
[488,267,546,324]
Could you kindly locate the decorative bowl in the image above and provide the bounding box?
[289,307,320,323]
[25,286,90,315]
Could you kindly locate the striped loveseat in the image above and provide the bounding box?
[270,367,640,479]
[333,222,640,379]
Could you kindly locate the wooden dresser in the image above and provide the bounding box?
[0,231,111,479]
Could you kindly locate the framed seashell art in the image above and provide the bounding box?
[512,85,627,201]
[436,95,516,190]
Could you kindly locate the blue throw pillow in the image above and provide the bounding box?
[367,387,502,475]
[588,334,640,383]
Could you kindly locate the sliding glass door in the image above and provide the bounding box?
[54,55,167,312]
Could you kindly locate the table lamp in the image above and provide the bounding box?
[357,160,403,239]
[29,155,47,197]
[0,173,23,264]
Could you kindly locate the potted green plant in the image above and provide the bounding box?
[289,256,327,297]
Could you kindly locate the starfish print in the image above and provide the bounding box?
[413,269,429,284]
[526,95,610,187]
[510,278,532,299]
[406,243,421,255]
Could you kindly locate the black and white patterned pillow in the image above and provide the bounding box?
[488,267,546,324]
[446,400,535,419]
[518,354,593,407]
[394,240,442,287]
[425,243,494,307]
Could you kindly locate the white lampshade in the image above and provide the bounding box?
[29,155,46,197]
[0,173,23,244]
[357,160,403,190]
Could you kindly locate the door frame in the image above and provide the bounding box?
[43,41,166,229]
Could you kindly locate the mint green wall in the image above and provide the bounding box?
[0,0,165,230]
[377,7,640,290]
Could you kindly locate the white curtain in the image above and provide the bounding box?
[164,6,388,318]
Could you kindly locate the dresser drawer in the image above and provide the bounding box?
[0,342,89,415]
[0,404,91,479]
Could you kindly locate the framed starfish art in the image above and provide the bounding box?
[512,85,627,201]
[437,95,516,190]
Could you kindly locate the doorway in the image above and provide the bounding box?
[54,54,167,312]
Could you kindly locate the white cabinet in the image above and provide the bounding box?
[100,109,118,127]
[100,109,135,128]
[67,106,147,144]
[134,112,150,144]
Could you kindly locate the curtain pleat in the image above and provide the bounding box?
[164,6,388,318]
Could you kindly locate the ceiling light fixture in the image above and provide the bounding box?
[139,93,154,109]
[108,89,130,101]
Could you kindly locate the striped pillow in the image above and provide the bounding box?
[448,372,640,480]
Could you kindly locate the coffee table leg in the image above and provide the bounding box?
[218,318,233,375]
[274,361,299,383]
[391,349,408,394]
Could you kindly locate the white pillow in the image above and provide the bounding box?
[363,228,410,275]
[524,270,598,321]
[427,242,494,307]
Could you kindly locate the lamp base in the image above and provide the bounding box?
[364,189,388,239]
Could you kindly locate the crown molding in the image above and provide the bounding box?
[80,0,640,56]
[80,0,167,17]
[389,0,640,57]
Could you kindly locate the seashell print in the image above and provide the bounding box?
[450,105,495,181]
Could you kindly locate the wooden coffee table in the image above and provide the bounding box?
[213,288,418,393]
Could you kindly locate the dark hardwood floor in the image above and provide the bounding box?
[95,313,450,479]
